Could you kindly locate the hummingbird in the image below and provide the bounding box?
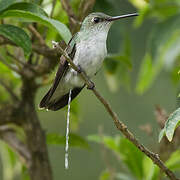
[39,12,138,111]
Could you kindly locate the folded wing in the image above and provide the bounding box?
[39,35,85,111]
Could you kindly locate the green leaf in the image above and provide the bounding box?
[0,24,32,57]
[136,53,154,94]
[116,173,134,180]
[0,61,20,103]
[162,107,180,141]
[150,2,180,20]
[137,35,177,93]
[165,150,180,171]
[117,138,144,179]
[47,133,90,149]
[104,34,132,92]
[88,135,144,179]
[149,16,180,70]
[171,64,180,85]
[134,5,150,27]
[103,135,120,152]
[128,0,148,9]
[1,2,48,16]
[46,133,64,144]
[137,15,180,94]
[99,170,110,180]
[87,134,101,143]
[0,0,16,12]
[87,135,120,152]
[104,58,119,74]
[0,141,22,180]
[0,47,20,102]
[116,61,131,91]
[143,156,159,180]
[0,62,20,85]
[0,2,72,43]
[158,128,165,142]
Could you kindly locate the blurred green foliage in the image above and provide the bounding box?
[47,133,90,149]
[88,134,180,180]
[0,24,32,57]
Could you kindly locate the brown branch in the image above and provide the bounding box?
[0,34,62,60]
[78,0,96,21]
[60,0,78,28]
[20,79,52,180]
[0,38,58,59]
[32,44,60,58]
[28,25,46,46]
[0,55,35,79]
[0,53,21,75]
[0,126,31,167]
[6,50,26,67]
[0,36,63,78]
[0,79,19,102]
[53,42,179,180]
[0,77,53,180]
[61,0,76,17]
[0,47,35,78]
[0,104,22,126]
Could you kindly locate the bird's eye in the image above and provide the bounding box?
[93,17,100,23]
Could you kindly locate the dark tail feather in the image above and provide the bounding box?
[47,86,84,111]
[39,88,52,109]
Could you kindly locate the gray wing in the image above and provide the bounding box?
[39,35,84,110]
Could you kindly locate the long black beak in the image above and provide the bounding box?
[107,13,138,21]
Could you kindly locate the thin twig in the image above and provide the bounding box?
[0,54,21,74]
[78,0,96,21]
[60,0,77,19]
[0,53,35,79]
[53,42,179,180]
[6,50,26,66]
[60,0,78,28]
[28,25,46,46]
[0,36,60,59]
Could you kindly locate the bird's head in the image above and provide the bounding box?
[80,12,138,34]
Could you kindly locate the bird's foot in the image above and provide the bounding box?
[87,81,95,90]
[52,40,59,48]
[77,65,83,73]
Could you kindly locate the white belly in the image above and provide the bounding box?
[65,36,107,87]
[75,39,107,75]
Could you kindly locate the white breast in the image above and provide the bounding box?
[64,31,108,88]
[74,32,107,76]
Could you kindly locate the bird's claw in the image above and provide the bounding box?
[87,81,95,90]
[76,65,95,89]
[77,65,83,73]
